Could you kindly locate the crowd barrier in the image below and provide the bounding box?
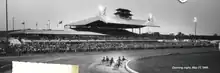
[125,60,139,73]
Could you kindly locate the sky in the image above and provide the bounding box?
[0,0,220,35]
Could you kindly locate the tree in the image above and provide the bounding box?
[169,33,175,36]
[153,32,160,36]
[176,32,185,36]
[176,32,185,39]
[114,8,133,19]
[169,33,175,39]
[213,33,218,36]
[188,34,194,39]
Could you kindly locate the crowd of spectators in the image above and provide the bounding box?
[6,40,213,56]
[0,34,213,56]
[22,35,151,41]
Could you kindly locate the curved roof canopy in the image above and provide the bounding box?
[9,29,106,35]
[65,15,160,28]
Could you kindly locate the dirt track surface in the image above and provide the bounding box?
[1,47,218,73]
[129,51,220,73]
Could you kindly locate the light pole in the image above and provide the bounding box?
[58,20,63,29]
[5,0,9,46]
[48,20,50,30]
[193,17,197,40]
[195,21,197,37]
[5,0,14,55]
[12,17,15,30]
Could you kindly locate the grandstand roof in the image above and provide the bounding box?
[8,29,106,35]
[65,15,160,28]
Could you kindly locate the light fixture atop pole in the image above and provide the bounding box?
[36,22,38,29]
[98,5,106,16]
[146,13,153,33]
[21,21,25,30]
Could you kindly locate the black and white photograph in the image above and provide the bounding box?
[0,0,220,73]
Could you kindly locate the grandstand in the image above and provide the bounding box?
[7,6,160,41]
[4,8,214,56]
[8,14,159,40]
[2,10,163,56]
[65,14,159,35]
[4,7,213,57]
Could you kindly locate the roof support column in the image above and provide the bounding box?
[139,28,141,34]
[132,28,134,33]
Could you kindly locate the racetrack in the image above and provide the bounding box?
[1,47,218,73]
[128,51,220,73]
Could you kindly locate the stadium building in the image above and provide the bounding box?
[2,7,162,55]
[8,7,160,41]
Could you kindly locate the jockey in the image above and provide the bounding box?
[122,56,127,61]
[101,57,106,64]
[110,57,114,66]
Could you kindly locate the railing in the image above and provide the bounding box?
[125,60,139,73]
